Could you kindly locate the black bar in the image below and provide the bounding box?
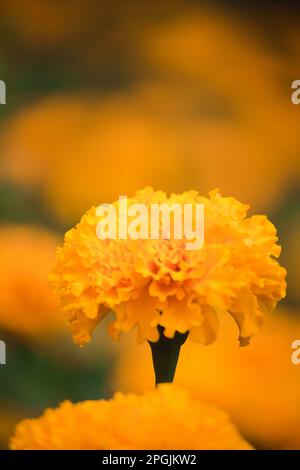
[1,450,300,467]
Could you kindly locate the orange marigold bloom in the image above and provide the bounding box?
[0,225,64,338]
[10,385,252,450]
[49,188,286,347]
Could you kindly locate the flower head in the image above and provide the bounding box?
[50,188,286,346]
[10,384,252,450]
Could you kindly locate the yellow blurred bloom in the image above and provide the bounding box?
[1,93,187,224]
[115,310,300,449]
[50,187,286,347]
[0,225,64,338]
[142,11,299,209]
[10,384,252,450]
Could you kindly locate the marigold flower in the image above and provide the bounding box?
[50,188,286,348]
[115,309,300,449]
[10,385,252,450]
[0,225,64,338]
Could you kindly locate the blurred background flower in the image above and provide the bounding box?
[0,0,299,450]
[0,225,63,338]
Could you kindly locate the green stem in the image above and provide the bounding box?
[148,326,189,386]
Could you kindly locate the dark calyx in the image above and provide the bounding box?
[148,325,189,386]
